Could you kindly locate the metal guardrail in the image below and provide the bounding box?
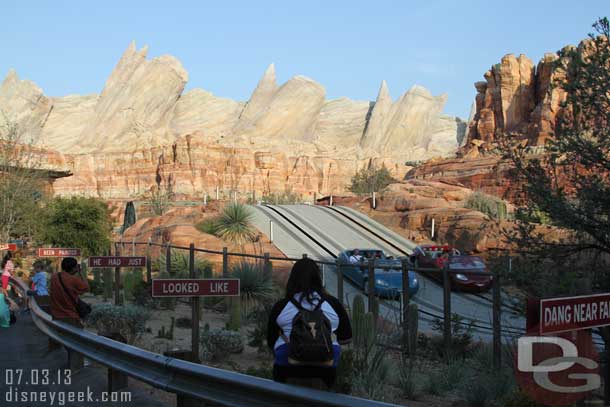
[9,276,401,407]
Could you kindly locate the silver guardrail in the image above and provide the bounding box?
[9,276,400,407]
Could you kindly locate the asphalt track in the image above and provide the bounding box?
[250,204,526,342]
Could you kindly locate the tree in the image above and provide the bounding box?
[499,17,610,341]
[0,113,47,242]
[39,196,113,257]
[348,164,396,195]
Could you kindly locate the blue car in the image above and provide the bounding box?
[337,249,419,299]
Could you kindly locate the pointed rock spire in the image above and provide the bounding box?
[236,63,278,125]
[361,80,392,149]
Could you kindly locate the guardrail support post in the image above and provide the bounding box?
[367,260,376,319]
[492,272,501,369]
[146,238,152,283]
[222,247,228,278]
[114,243,122,306]
[442,264,451,358]
[68,348,84,371]
[166,242,172,275]
[336,260,344,306]
[190,243,200,363]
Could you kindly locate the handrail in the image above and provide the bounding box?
[8,276,401,407]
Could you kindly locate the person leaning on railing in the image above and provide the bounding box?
[49,257,89,328]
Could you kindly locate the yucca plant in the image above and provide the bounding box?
[217,203,256,247]
[154,249,213,277]
[230,261,276,313]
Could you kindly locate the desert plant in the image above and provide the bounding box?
[244,363,274,380]
[423,361,467,396]
[216,203,256,247]
[195,216,221,236]
[147,184,173,216]
[123,268,145,301]
[102,268,113,300]
[247,302,275,352]
[86,304,150,344]
[259,191,302,205]
[333,348,355,394]
[230,261,276,313]
[175,317,192,329]
[351,344,391,401]
[155,249,213,277]
[430,313,477,359]
[157,317,175,340]
[348,164,396,195]
[464,191,507,221]
[398,353,421,400]
[200,327,244,361]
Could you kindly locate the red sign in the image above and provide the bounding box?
[151,279,240,297]
[0,244,17,251]
[540,293,610,335]
[88,256,147,268]
[38,248,82,257]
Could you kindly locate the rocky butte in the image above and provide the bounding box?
[0,42,466,199]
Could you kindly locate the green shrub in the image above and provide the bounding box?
[430,313,477,359]
[247,302,274,352]
[123,268,145,301]
[334,348,355,394]
[195,217,221,236]
[514,206,552,225]
[86,304,150,344]
[244,363,274,379]
[348,164,396,195]
[464,192,508,221]
[175,317,192,329]
[423,361,467,396]
[259,191,302,205]
[154,249,213,277]
[230,261,276,313]
[200,327,244,361]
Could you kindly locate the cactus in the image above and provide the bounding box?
[103,268,113,300]
[226,297,242,331]
[352,295,375,352]
[403,303,419,355]
[93,268,101,286]
[370,297,379,322]
[497,201,507,221]
[157,317,175,339]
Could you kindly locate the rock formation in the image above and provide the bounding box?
[0,42,464,199]
[464,49,571,155]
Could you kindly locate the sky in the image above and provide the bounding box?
[1,1,608,119]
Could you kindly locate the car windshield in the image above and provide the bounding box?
[350,250,385,259]
[448,256,486,270]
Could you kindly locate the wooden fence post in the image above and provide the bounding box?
[114,243,121,306]
[189,243,200,363]
[443,264,452,358]
[166,242,172,275]
[336,259,344,306]
[367,259,376,317]
[401,259,410,326]
[263,252,272,275]
[146,238,152,283]
[222,247,228,278]
[493,272,502,369]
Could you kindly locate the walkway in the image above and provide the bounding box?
[0,308,171,407]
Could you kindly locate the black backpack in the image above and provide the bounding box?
[286,297,334,365]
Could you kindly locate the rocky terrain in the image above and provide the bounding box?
[0,42,465,199]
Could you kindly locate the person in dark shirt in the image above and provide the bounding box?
[50,257,89,328]
[267,258,352,388]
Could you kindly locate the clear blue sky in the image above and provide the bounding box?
[1,1,607,118]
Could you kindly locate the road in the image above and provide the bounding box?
[250,204,526,342]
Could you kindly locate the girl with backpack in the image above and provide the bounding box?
[1,252,15,290]
[267,258,352,389]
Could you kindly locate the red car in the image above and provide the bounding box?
[410,245,492,292]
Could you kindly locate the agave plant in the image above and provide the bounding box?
[217,203,256,247]
[230,261,276,313]
[155,249,213,277]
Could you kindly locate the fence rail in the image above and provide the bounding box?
[9,276,401,407]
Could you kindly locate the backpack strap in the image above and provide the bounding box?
[290,298,304,310]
